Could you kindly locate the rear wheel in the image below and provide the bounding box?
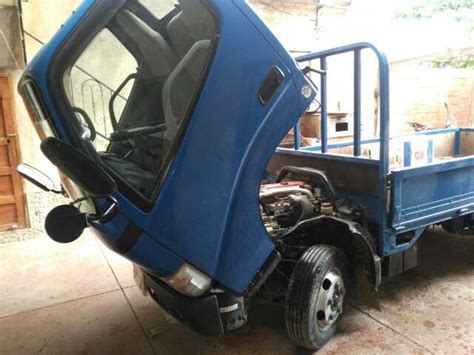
[441,216,468,234]
[285,245,347,350]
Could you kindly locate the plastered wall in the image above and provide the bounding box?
[11,0,82,194]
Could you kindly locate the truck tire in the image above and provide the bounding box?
[441,216,466,234]
[285,245,347,350]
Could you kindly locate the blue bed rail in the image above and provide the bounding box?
[291,43,474,257]
[295,42,392,254]
[299,127,474,155]
[295,42,391,175]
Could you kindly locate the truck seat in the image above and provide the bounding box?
[162,39,211,141]
[115,9,178,77]
[167,0,215,58]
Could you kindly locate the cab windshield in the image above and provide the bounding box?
[63,0,216,197]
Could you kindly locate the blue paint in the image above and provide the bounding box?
[353,49,361,156]
[294,122,301,150]
[18,0,474,295]
[403,141,411,167]
[320,57,328,153]
[142,1,314,292]
[92,214,184,276]
[292,43,473,257]
[277,147,380,166]
[300,138,381,152]
[21,0,315,294]
[427,139,434,163]
[455,130,461,156]
[300,127,460,153]
[386,157,474,252]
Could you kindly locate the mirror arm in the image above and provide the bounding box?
[52,187,65,195]
[88,195,119,224]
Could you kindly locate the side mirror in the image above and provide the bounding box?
[17,163,62,194]
[40,137,116,197]
[45,198,119,243]
[45,204,88,243]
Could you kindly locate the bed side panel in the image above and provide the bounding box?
[391,157,474,231]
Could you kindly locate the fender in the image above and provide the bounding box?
[282,215,382,288]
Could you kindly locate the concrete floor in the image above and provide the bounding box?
[0,227,473,354]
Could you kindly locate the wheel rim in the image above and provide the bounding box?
[315,267,345,331]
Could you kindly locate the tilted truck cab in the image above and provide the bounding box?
[18,0,474,351]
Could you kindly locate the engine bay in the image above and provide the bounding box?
[260,180,325,238]
[259,166,366,240]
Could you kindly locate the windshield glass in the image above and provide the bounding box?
[63,0,216,197]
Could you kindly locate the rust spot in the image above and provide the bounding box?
[423,320,435,328]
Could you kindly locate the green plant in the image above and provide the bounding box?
[431,54,474,68]
[395,0,473,20]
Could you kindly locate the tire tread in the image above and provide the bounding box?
[285,244,345,350]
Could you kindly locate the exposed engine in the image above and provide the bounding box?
[257,167,368,305]
[260,181,320,238]
[260,166,365,239]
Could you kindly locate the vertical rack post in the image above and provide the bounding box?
[295,42,391,256]
[294,121,301,150]
[354,49,362,156]
[320,57,328,153]
[454,130,461,156]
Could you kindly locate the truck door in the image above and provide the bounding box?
[24,0,314,293]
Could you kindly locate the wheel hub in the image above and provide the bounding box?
[315,267,345,331]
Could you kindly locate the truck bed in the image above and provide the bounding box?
[268,127,474,256]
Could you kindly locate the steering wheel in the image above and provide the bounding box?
[72,107,97,142]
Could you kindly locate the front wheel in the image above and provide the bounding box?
[285,245,348,350]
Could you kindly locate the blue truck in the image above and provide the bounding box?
[17,0,474,350]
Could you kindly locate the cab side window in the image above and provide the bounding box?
[64,0,217,198]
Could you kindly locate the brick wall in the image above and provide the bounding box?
[390,68,474,133]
